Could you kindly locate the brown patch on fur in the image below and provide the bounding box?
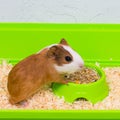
[7,49,67,104]
[47,45,73,66]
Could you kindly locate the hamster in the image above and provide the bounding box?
[7,39,84,104]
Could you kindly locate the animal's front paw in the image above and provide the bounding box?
[60,80,69,85]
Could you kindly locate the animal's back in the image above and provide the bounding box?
[7,54,47,104]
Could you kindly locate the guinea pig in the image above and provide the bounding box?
[7,39,84,104]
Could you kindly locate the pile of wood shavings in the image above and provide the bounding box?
[0,61,120,110]
[64,67,100,84]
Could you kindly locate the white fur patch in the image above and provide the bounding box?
[54,45,84,73]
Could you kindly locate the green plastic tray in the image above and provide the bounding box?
[0,23,120,120]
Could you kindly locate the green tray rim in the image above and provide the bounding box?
[0,110,120,119]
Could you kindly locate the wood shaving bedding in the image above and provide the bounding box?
[0,61,120,110]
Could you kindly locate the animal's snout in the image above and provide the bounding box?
[79,64,84,68]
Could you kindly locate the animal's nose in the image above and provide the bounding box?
[79,64,84,68]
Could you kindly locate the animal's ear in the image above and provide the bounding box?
[59,38,68,45]
[47,46,59,58]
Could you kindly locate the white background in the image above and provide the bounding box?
[0,0,120,23]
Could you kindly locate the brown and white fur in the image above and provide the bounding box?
[7,39,84,104]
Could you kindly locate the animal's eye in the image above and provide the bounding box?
[65,56,72,62]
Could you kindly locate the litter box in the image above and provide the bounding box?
[0,23,120,119]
